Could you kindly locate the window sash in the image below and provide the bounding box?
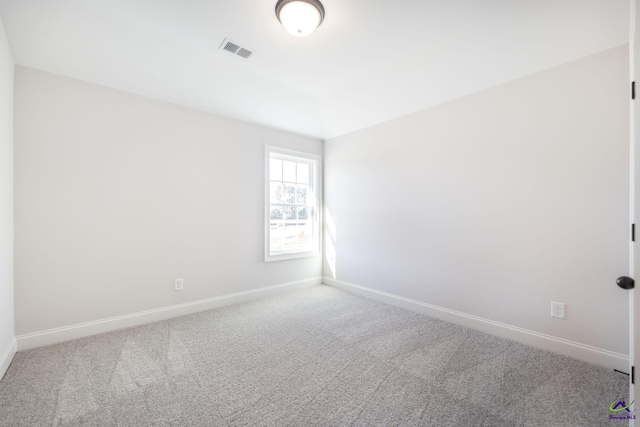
[265,147,320,262]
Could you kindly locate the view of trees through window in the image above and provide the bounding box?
[269,156,314,254]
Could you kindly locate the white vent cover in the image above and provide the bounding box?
[219,38,253,60]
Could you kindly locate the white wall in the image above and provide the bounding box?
[324,45,630,368]
[14,67,322,344]
[0,15,15,378]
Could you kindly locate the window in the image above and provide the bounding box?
[265,147,320,261]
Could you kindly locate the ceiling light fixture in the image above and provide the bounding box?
[275,0,325,37]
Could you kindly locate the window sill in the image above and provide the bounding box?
[265,250,321,262]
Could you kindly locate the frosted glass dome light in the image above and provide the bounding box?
[275,0,325,37]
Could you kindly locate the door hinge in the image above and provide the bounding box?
[633,82,636,100]
[632,224,635,242]
[633,366,635,384]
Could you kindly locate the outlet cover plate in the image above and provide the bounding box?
[551,301,565,319]
[174,278,184,291]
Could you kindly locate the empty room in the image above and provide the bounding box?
[0,0,638,426]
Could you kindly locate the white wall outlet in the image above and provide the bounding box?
[174,278,184,291]
[551,301,565,319]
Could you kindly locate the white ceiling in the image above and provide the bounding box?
[0,0,630,139]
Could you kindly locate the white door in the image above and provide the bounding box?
[632,1,639,423]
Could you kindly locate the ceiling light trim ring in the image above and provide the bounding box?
[275,0,325,23]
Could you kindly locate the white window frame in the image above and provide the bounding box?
[265,146,321,262]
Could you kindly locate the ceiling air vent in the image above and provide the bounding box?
[219,38,253,60]
[236,48,252,59]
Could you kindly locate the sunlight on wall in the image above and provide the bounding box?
[324,207,336,279]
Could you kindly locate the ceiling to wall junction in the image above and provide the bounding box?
[0,0,629,139]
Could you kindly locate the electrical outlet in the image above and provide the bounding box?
[174,278,184,291]
[551,301,565,319]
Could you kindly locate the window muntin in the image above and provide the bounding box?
[266,148,320,261]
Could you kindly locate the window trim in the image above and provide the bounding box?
[265,146,321,262]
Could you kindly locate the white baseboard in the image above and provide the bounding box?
[17,277,322,351]
[323,277,629,372]
[0,337,16,380]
